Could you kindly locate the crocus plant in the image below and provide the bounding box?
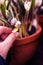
[0,0,38,38]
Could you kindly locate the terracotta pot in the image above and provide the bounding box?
[10,25,41,65]
[37,14,43,41]
[37,15,43,29]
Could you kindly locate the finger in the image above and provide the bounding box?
[3,32,19,47]
[0,32,19,59]
[0,26,12,35]
[1,34,8,40]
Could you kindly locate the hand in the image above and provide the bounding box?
[0,26,19,59]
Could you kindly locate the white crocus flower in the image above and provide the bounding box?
[35,0,42,7]
[5,0,8,7]
[41,6,43,10]
[13,0,18,4]
[24,1,31,12]
[12,20,21,33]
[11,17,17,26]
[0,0,4,5]
[15,20,21,28]
[11,17,21,28]
[32,19,38,29]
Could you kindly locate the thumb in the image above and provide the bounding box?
[3,32,19,47]
[0,32,19,59]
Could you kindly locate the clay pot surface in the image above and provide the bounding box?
[37,15,43,23]
[37,14,43,41]
[37,15,43,33]
[10,25,41,65]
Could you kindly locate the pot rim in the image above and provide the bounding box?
[37,14,43,22]
[15,25,42,46]
[17,25,41,40]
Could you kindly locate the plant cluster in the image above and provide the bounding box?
[0,0,38,38]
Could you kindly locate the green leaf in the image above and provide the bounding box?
[31,0,35,8]
[1,4,6,16]
[0,17,8,24]
[0,6,1,9]
[18,0,23,6]
[19,27,23,38]
[6,0,10,9]
[0,17,12,27]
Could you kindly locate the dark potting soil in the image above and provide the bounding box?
[18,24,36,38]
[28,26,36,35]
[22,25,36,37]
[27,24,36,35]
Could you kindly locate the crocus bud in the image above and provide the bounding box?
[5,0,8,7]
[0,0,4,5]
[13,0,18,4]
[15,20,21,28]
[35,0,42,7]
[32,19,38,29]
[24,1,31,12]
[11,17,17,26]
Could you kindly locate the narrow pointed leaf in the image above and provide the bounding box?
[31,0,35,8]
[1,4,6,16]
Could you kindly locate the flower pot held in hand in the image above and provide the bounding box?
[10,25,41,65]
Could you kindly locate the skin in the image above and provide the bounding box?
[0,26,19,60]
